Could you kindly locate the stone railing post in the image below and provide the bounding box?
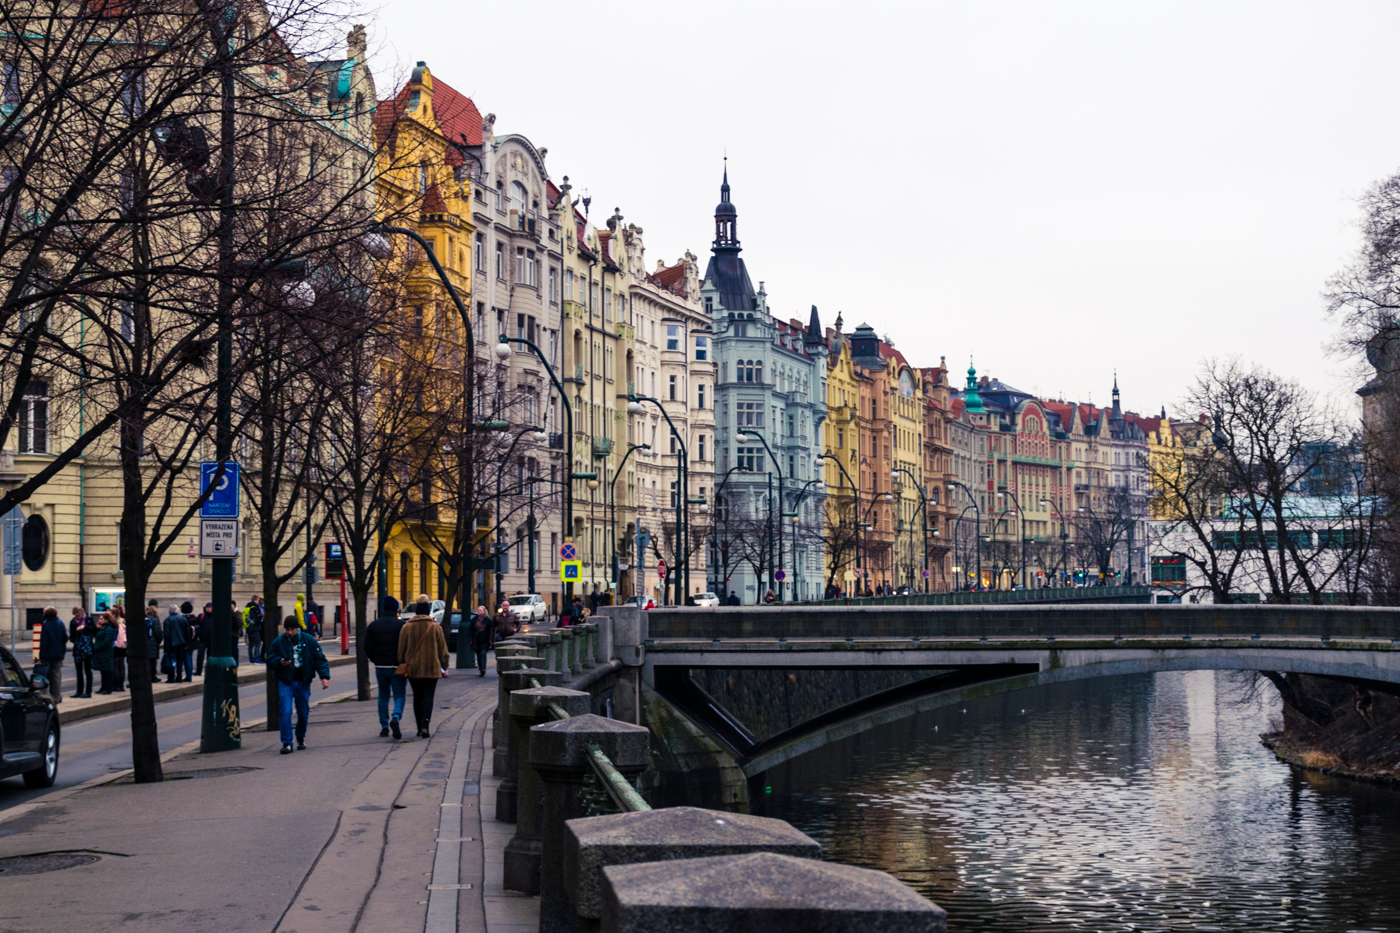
[492,645,538,746]
[491,655,545,776]
[609,607,644,666]
[531,714,650,933]
[576,622,593,670]
[503,686,592,895]
[549,629,564,673]
[494,667,563,822]
[568,624,584,675]
[564,807,820,933]
[596,616,612,663]
[601,852,947,933]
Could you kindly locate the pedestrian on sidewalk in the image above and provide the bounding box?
[365,596,406,739]
[470,606,494,676]
[36,607,66,704]
[266,616,330,754]
[69,607,95,698]
[112,606,127,692]
[164,605,191,683]
[397,594,449,738]
[192,602,213,676]
[228,600,241,666]
[245,597,264,663]
[92,613,118,694]
[144,603,163,683]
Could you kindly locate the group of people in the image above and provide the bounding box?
[29,594,278,702]
[361,595,452,745]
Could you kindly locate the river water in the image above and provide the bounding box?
[765,671,1400,932]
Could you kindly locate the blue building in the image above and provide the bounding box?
[702,168,828,602]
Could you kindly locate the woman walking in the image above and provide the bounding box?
[397,594,449,738]
[92,613,118,694]
[112,605,128,692]
[68,608,95,698]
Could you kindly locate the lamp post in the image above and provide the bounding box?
[952,503,976,591]
[892,468,932,592]
[1040,496,1071,588]
[816,452,862,593]
[735,430,785,599]
[628,395,689,604]
[708,465,749,598]
[947,480,982,591]
[786,477,823,600]
[996,489,1029,588]
[609,443,650,600]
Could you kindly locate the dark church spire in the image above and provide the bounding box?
[713,158,740,251]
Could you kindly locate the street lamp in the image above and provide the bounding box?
[1041,496,1071,588]
[630,395,690,604]
[948,480,982,591]
[892,468,932,592]
[996,489,1029,589]
[816,452,862,592]
[735,429,789,601]
[609,443,650,599]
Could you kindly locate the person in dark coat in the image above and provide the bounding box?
[163,605,190,683]
[468,606,494,676]
[265,616,331,754]
[192,602,214,677]
[91,613,118,694]
[36,607,67,704]
[144,606,163,683]
[68,607,95,698]
[364,596,407,738]
[245,597,264,663]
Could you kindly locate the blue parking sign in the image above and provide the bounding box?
[200,461,240,518]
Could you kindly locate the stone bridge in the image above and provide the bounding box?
[631,604,1400,778]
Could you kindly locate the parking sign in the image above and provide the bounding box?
[200,462,240,518]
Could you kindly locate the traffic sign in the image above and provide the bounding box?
[774,570,786,582]
[560,559,581,582]
[2,507,23,575]
[922,570,930,579]
[325,542,345,578]
[560,542,577,561]
[657,559,668,579]
[200,461,240,518]
[199,519,240,558]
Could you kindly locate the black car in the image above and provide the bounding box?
[0,645,59,788]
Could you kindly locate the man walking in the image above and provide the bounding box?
[245,597,264,664]
[164,605,190,683]
[144,604,163,683]
[469,606,493,676]
[36,607,66,704]
[365,596,406,738]
[192,602,214,677]
[266,616,330,754]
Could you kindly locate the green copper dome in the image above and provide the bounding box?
[964,361,984,412]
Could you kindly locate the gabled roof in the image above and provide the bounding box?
[649,261,686,295]
[703,252,757,312]
[422,183,448,213]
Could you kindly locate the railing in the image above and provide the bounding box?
[592,435,613,457]
[548,432,564,449]
[822,585,1153,606]
[529,673,649,815]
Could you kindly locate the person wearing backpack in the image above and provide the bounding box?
[68,607,95,698]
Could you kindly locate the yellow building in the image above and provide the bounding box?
[372,62,476,605]
[822,327,864,588]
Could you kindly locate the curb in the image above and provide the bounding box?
[57,650,358,725]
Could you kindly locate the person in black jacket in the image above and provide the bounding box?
[36,607,66,703]
[144,604,164,683]
[468,607,493,676]
[163,605,191,683]
[365,596,406,738]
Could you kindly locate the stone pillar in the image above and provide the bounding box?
[609,607,644,667]
[492,644,538,745]
[502,686,592,895]
[564,807,820,933]
[550,629,564,674]
[531,714,650,933]
[596,616,612,664]
[579,622,597,669]
[600,852,947,933]
[494,667,563,822]
[568,625,584,676]
[492,655,545,776]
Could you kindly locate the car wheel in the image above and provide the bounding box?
[24,723,58,789]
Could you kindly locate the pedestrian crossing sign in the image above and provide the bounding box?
[560,560,581,582]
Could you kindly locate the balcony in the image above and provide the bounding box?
[592,436,614,458]
[563,300,587,322]
[548,433,564,450]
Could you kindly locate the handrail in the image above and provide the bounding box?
[528,676,571,721]
[585,742,651,812]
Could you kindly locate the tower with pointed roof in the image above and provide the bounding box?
[702,163,829,603]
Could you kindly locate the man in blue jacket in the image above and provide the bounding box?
[265,616,331,754]
[36,607,67,703]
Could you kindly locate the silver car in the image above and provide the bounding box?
[506,594,548,624]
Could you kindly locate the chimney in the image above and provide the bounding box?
[347,24,367,61]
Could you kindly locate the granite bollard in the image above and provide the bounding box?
[564,807,820,932]
[494,668,564,821]
[600,852,947,933]
[491,655,546,776]
[531,714,650,933]
[549,629,564,673]
[502,686,592,894]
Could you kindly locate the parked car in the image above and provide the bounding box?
[0,645,59,788]
[505,594,548,625]
[619,596,655,609]
[693,592,720,608]
[402,599,446,624]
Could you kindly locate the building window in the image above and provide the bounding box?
[666,324,681,351]
[699,435,707,461]
[737,402,763,428]
[695,335,708,361]
[21,513,47,571]
[1,61,19,113]
[737,447,764,472]
[515,247,538,286]
[494,184,503,211]
[565,270,575,301]
[732,321,747,338]
[669,434,678,455]
[119,296,135,342]
[590,283,599,311]
[698,384,706,410]
[417,162,428,195]
[668,375,677,400]
[17,378,47,453]
[604,287,612,321]
[496,242,505,278]
[475,234,485,271]
[549,267,558,303]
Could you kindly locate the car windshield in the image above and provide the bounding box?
[507,596,534,606]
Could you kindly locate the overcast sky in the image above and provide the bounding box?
[366,1,1400,419]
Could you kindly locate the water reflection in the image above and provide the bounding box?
[766,671,1400,932]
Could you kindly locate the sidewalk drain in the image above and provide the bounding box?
[104,766,261,785]
[0,853,101,875]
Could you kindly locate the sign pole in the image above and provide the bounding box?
[339,574,349,655]
[200,460,241,752]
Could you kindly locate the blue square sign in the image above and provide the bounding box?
[200,461,240,518]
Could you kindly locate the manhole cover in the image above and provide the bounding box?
[0,853,99,875]
[104,766,260,785]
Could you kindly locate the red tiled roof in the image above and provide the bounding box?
[381,72,482,149]
[649,262,686,294]
[546,180,562,209]
[878,341,910,371]
[598,231,617,266]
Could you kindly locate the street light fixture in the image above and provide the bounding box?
[629,394,692,603]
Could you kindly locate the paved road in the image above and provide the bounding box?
[0,670,365,813]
